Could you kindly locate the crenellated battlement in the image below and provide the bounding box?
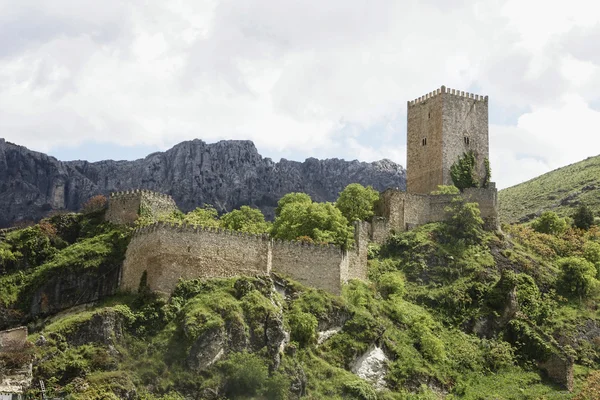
[407,85,488,107]
[131,221,271,242]
[110,189,176,204]
[106,189,178,225]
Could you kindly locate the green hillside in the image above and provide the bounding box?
[499,155,600,223]
[1,202,600,399]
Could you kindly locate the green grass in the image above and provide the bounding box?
[499,154,600,223]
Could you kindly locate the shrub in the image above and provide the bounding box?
[583,241,600,279]
[556,257,598,298]
[450,151,479,190]
[342,380,378,400]
[81,195,108,214]
[444,198,484,245]
[287,307,318,347]
[431,185,460,195]
[377,272,406,300]
[531,211,567,235]
[221,352,269,397]
[573,204,595,230]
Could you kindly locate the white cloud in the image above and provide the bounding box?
[0,0,599,188]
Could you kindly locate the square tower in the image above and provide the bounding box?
[406,86,489,194]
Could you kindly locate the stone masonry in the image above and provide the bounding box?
[105,190,178,225]
[407,86,489,194]
[121,222,367,295]
[115,86,500,296]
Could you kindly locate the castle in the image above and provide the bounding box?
[113,86,498,295]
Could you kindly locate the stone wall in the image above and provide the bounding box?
[122,222,368,296]
[272,240,348,294]
[442,88,489,188]
[407,89,444,194]
[0,327,26,350]
[376,187,498,233]
[105,190,178,225]
[406,86,489,194]
[121,223,271,295]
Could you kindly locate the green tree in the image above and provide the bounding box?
[275,192,312,217]
[556,257,598,299]
[221,206,270,234]
[444,197,484,245]
[531,211,567,235]
[583,241,600,279]
[182,205,221,228]
[450,151,479,190]
[271,198,353,248]
[431,185,460,195]
[572,204,595,230]
[335,183,380,222]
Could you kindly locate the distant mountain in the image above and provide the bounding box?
[499,155,600,223]
[0,138,405,227]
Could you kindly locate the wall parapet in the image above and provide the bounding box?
[110,189,176,204]
[408,85,488,107]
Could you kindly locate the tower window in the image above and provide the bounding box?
[464,137,470,145]
[422,138,427,146]
[428,112,431,119]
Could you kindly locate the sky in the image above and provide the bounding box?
[1,0,599,189]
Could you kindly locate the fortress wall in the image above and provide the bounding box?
[407,91,445,193]
[442,90,489,187]
[346,221,370,282]
[122,223,271,295]
[370,218,390,244]
[402,193,432,229]
[0,327,27,350]
[378,189,406,232]
[106,190,178,225]
[271,240,347,295]
[105,191,141,225]
[140,191,178,219]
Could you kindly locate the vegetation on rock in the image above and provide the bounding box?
[1,189,599,399]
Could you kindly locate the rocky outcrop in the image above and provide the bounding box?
[0,138,405,227]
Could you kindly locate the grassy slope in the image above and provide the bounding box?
[499,154,600,223]
[3,211,600,399]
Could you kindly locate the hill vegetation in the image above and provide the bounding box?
[499,155,600,223]
[0,186,599,399]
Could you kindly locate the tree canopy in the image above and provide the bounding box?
[335,183,379,222]
[573,204,595,230]
[271,194,353,248]
[531,211,567,236]
[221,206,270,234]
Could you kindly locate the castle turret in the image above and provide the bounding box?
[406,86,489,194]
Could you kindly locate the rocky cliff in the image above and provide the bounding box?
[0,138,405,227]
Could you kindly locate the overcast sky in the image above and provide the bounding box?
[1,0,599,189]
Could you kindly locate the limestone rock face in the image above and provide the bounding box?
[0,138,405,227]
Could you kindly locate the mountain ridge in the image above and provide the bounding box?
[0,138,405,227]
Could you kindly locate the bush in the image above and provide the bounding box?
[221,352,269,397]
[573,204,595,230]
[450,151,479,190]
[531,211,567,235]
[444,198,484,245]
[431,185,460,195]
[287,307,318,347]
[81,195,108,214]
[342,380,378,400]
[377,272,406,300]
[556,257,598,298]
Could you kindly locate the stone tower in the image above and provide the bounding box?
[406,86,489,194]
